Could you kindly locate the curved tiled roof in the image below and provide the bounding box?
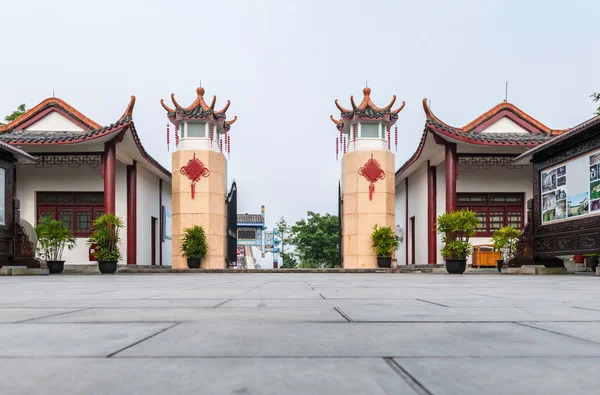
[514,115,600,165]
[331,87,405,124]
[0,95,170,178]
[160,87,237,128]
[395,98,561,178]
[0,97,102,131]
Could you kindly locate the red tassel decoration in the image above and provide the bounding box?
[219,135,223,152]
[343,135,347,154]
[336,137,339,161]
[166,123,170,151]
[395,125,398,152]
[209,123,214,142]
[174,123,179,148]
[227,133,231,159]
[387,123,391,151]
[353,123,357,143]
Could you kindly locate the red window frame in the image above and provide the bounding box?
[36,192,104,238]
[456,193,525,237]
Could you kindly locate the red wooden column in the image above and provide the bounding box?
[126,161,137,265]
[405,178,409,265]
[445,143,457,213]
[427,160,437,264]
[104,141,116,215]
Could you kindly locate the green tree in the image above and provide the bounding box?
[593,92,600,115]
[2,104,27,124]
[276,216,298,268]
[291,211,339,268]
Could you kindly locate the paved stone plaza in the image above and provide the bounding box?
[1,273,599,394]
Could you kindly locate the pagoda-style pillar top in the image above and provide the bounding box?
[331,87,405,131]
[161,87,237,134]
[161,87,237,153]
[331,87,405,153]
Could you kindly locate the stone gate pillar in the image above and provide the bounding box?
[161,87,237,269]
[331,88,404,268]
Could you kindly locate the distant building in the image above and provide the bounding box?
[0,95,172,265]
[395,99,565,265]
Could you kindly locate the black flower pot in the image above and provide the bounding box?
[187,258,201,269]
[47,261,65,274]
[496,259,504,273]
[376,257,392,268]
[445,259,466,274]
[98,261,118,274]
[586,257,599,272]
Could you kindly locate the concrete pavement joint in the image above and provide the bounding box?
[107,322,182,358]
[383,357,434,395]
[333,307,353,322]
[416,298,449,307]
[514,322,600,345]
[14,308,93,323]
[213,300,231,308]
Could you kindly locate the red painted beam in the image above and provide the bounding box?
[104,142,116,215]
[405,178,409,265]
[445,143,457,213]
[159,179,163,266]
[427,160,437,264]
[127,161,137,265]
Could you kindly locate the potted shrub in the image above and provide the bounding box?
[492,226,521,273]
[584,254,599,272]
[181,225,208,269]
[35,216,76,274]
[87,213,124,274]
[437,209,479,274]
[371,225,399,268]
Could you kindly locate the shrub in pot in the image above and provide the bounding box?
[181,225,208,269]
[492,226,521,273]
[87,214,124,274]
[584,254,599,272]
[371,225,399,268]
[436,209,479,274]
[35,216,76,274]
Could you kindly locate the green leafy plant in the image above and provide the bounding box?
[35,216,76,261]
[492,226,521,261]
[371,225,399,257]
[87,214,124,261]
[437,209,479,260]
[290,211,339,268]
[592,92,600,115]
[180,225,208,259]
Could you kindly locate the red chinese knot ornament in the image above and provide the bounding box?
[180,152,210,199]
[358,153,386,201]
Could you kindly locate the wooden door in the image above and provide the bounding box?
[410,217,416,265]
[151,217,157,266]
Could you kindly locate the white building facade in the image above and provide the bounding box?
[0,96,172,265]
[395,99,564,265]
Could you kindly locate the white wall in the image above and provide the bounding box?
[161,182,172,266]
[396,164,429,265]
[16,164,104,264]
[25,111,85,132]
[136,164,160,266]
[395,181,406,265]
[480,117,529,134]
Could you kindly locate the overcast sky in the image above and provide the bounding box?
[1,0,599,261]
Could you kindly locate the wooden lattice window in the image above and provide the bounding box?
[36,192,104,237]
[456,193,525,237]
